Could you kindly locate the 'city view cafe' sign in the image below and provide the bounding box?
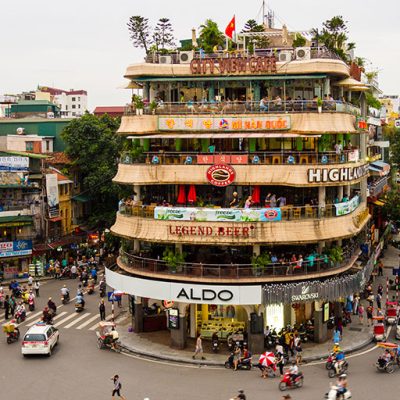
[190,54,277,75]
[308,165,369,183]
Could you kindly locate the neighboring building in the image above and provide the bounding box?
[107,23,380,352]
[93,106,125,118]
[39,86,88,118]
[0,134,54,154]
[10,100,60,119]
[379,95,400,120]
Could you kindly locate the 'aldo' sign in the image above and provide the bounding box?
[176,288,234,302]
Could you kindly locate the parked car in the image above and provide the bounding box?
[21,323,59,357]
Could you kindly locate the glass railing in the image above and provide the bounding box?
[119,196,360,222]
[120,149,362,166]
[124,100,361,116]
[119,244,359,280]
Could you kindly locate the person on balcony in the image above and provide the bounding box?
[259,97,269,112]
[244,196,253,209]
[230,192,239,208]
[269,194,277,208]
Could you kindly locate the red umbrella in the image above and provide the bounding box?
[259,352,276,367]
[187,185,197,204]
[252,185,261,205]
[176,185,186,204]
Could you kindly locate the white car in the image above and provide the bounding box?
[21,323,59,357]
[396,318,400,340]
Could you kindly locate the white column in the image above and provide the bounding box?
[337,186,344,201]
[253,245,261,257]
[133,240,140,253]
[318,186,326,208]
[175,243,183,253]
[345,185,351,197]
[133,185,141,201]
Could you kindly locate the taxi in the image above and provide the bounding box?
[21,323,59,357]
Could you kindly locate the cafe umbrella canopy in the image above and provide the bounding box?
[263,254,375,305]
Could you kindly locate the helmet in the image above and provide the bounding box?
[63,285,66,288]
[339,373,347,379]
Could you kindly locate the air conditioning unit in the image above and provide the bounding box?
[159,55,172,64]
[295,47,311,61]
[179,51,194,64]
[278,51,292,62]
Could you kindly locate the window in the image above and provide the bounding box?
[78,104,81,109]
[72,104,76,109]
[26,141,33,151]
[24,334,46,341]
[66,105,68,110]
[78,97,81,101]
[46,140,50,151]
[72,112,76,116]
[72,97,76,101]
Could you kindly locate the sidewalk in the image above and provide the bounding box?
[117,245,400,366]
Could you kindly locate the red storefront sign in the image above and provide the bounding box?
[197,155,214,164]
[231,155,248,164]
[168,225,252,237]
[206,164,236,187]
[214,155,231,164]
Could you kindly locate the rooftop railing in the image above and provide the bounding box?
[120,149,361,166]
[144,46,342,64]
[119,244,359,280]
[124,100,361,116]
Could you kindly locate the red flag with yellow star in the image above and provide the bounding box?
[225,16,236,39]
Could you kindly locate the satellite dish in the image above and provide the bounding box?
[16,127,25,135]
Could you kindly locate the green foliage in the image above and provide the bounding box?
[251,252,271,275]
[292,33,307,48]
[312,16,354,62]
[153,18,175,50]
[199,19,224,53]
[388,127,400,166]
[242,19,269,51]
[365,92,381,109]
[327,246,344,265]
[162,248,186,272]
[382,190,400,223]
[317,97,323,107]
[61,113,128,228]
[132,94,144,109]
[127,16,152,54]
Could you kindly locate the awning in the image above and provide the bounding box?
[127,133,320,139]
[335,77,365,87]
[72,194,90,203]
[48,216,62,222]
[0,215,33,227]
[369,161,390,176]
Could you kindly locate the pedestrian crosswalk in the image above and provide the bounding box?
[1,309,119,332]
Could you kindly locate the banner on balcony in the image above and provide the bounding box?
[154,207,281,222]
[46,174,59,218]
[334,195,359,216]
[158,116,291,131]
[0,156,29,172]
[263,250,375,304]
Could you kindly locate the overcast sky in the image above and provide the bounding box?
[1,0,399,109]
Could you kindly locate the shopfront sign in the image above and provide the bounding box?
[367,116,381,126]
[190,55,277,75]
[0,156,29,172]
[158,116,291,131]
[46,174,60,218]
[334,195,360,217]
[105,267,262,305]
[291,285,319,302]
[197,154,248,164]
[206,164,236,186]
[168,225,254,238]
[167,308,179,329]
[155,206,281,223]
[0,240,32,258]
[307,165,369,183]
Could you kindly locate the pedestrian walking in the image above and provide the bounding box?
[33,280,40,297]
[276,352,285,376]
[294,334,302,365]
[366,304,373,326]
[358,304,364,324]
[192,333,205,360]
[28,275,33,287]
[378,259,384,276]
[353,294,360,315]
[4,295,10,320]
[376,292,382,309]
[9,296,16,317]
[111,374,126,400]
[99,299,106,321]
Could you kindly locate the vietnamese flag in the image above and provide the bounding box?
[225,15,236,39]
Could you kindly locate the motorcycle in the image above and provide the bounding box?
[61,293,70,305]
[224,353,252,370]
[15,309,26,324]
[325,352,335,370]
[4,325,20,344]
[278,371,304,391]
[59,267,71,280]
[99,286,106,298]
[325,385,352,400]
[212,338,219,353]
[328,360,348,378]
[376,357,397,374]
[75,302,84,312]
[87,284,95,295]
[28,297,35,312]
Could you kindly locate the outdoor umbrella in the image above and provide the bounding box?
[259,352,276,367]
[176,185,186,204]
[187,185,197,204]
[252,185,261,205]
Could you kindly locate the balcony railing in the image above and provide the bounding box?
[144,46,342,64]
[119,196,360,222]
[124,100,360,116]
[119,245,359,280]
[121,149,361,166]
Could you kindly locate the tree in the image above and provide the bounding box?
[312,16,355,61]
[61,113,127,228]
[153,18,175,51]
[292,33,307,48]
[242,19,269,51]
[365,92,381,109]
[388,127,400,166]
[199,19,224,53]
[127,16,152,54]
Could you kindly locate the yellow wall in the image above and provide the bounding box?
[58,183,72,235]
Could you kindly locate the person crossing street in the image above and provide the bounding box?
[99,299,106,321]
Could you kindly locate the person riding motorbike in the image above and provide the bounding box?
[240,346,252,366]
[104,326,119,350]
[378,349,392,368]
[333,349,346,374]
[42,306,52,324]
[77,284,83,297]
[60,285,70,301]
[99,279,106,295]
[76,293,85,308]
[47,297,57,314]
[15,302,26,320]
[336,373,348,396]
[288,361,299,384]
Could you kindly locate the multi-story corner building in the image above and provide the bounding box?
[38,86,88,118]
[108,33,376,351]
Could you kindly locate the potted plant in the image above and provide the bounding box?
[132,94,144,115]
[162,248,186,273]
[149,100,158,115]
[327,246,344,268]
[317,97,323,113]
[251,252,271,276]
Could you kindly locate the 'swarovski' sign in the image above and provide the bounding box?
[308,165,369,183]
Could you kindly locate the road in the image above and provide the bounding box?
[2,278,400,400]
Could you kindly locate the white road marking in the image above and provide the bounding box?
[54,312,79,327]
[64,313,91,328]
[23,310,44,323]
[76,314,99,330]
[88,313,113,331]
